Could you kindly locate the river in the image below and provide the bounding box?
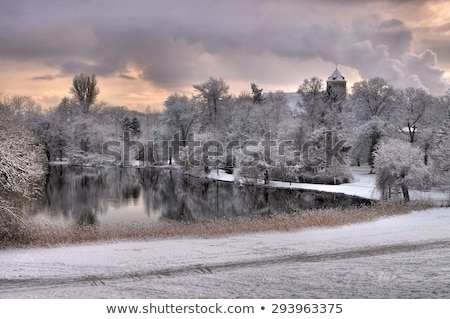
[33,166,372,227]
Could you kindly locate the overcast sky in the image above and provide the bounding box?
[1,0,449,110]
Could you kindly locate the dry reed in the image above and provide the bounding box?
[1,200,436,249]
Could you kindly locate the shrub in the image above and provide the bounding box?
[374,138,430,202]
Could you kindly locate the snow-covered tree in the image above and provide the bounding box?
[374,139,430,202]
[0,94,41,119]
[397,87,434,143]
[351,117,388,170]
[302,127,328,173]
[441,89,450,120]
[429,127,450,188]
[70,73,100,114]
[121,115,142,138]
[226,93,255,141]
[130,117,141,138]
[351,77,398,121]
[121,116,131,133]
[250,83,264,104]
[259,91,291,137]
[297,77,327,131]
[0,111,47,239]
[100,106,128,139]
[193,77,230,126]
[161,93,199,145]
[301,128,351,181]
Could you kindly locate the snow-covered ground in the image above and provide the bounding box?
[1,166,448,298]
[1,207,449,298]
[208,166,449,204]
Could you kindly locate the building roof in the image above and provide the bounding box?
[327,68,346,82]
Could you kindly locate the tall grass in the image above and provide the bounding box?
[0,200,435,249]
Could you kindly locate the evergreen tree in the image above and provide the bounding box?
[130,117,141,138]
[251,83,264,104]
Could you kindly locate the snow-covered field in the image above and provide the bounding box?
[1,207,449,298]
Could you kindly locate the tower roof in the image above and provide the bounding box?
[327,68,345,82]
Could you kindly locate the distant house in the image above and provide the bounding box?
[326,67,347,98]
[284,67,348,112]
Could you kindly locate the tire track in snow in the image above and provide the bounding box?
[1,239,449,294]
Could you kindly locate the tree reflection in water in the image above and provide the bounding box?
[36,166,371,227]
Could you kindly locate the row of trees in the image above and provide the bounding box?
[160,76,450,200]
[1,73,450,205]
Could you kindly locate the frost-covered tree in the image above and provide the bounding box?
[351,77,397,120]
[297,77,327,131]
[259,91,291,137]
[0,94,40,119]
[101,106,128,138]
[162,93,198,145]
[121,115,143,139]
[0,125,47,198]
[301,128,351,179]
[193,77,230,125]
[130,117,141,138]
[0,111,47,239]
[53,97,80,122]
[121,116,131,132]
[0,94,65,161]
[227,93,255,140]
[441,88,450,119]
[351,117,388,171]
[70,73,99,114]
[428,125,450,188]
[66,113,110,163]
[397,87,434,143]
[374,139,430,202]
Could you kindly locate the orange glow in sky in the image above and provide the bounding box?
[0,1,448,112]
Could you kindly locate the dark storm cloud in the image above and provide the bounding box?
[352,17,413,57]
[0,0,448,93]
[84,26,214,88]
[118,74,137,80]
[30,74,64,81]
[0,26,95,60]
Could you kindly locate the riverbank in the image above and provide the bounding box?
[1,201,434,249]
[1,205,449,298]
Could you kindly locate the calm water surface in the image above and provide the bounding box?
[33,166,371,227]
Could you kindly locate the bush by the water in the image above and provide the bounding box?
[0,113,48,241]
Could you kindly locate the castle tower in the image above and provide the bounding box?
[326,67,346,98]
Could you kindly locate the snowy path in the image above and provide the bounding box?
[1,207,450,298]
